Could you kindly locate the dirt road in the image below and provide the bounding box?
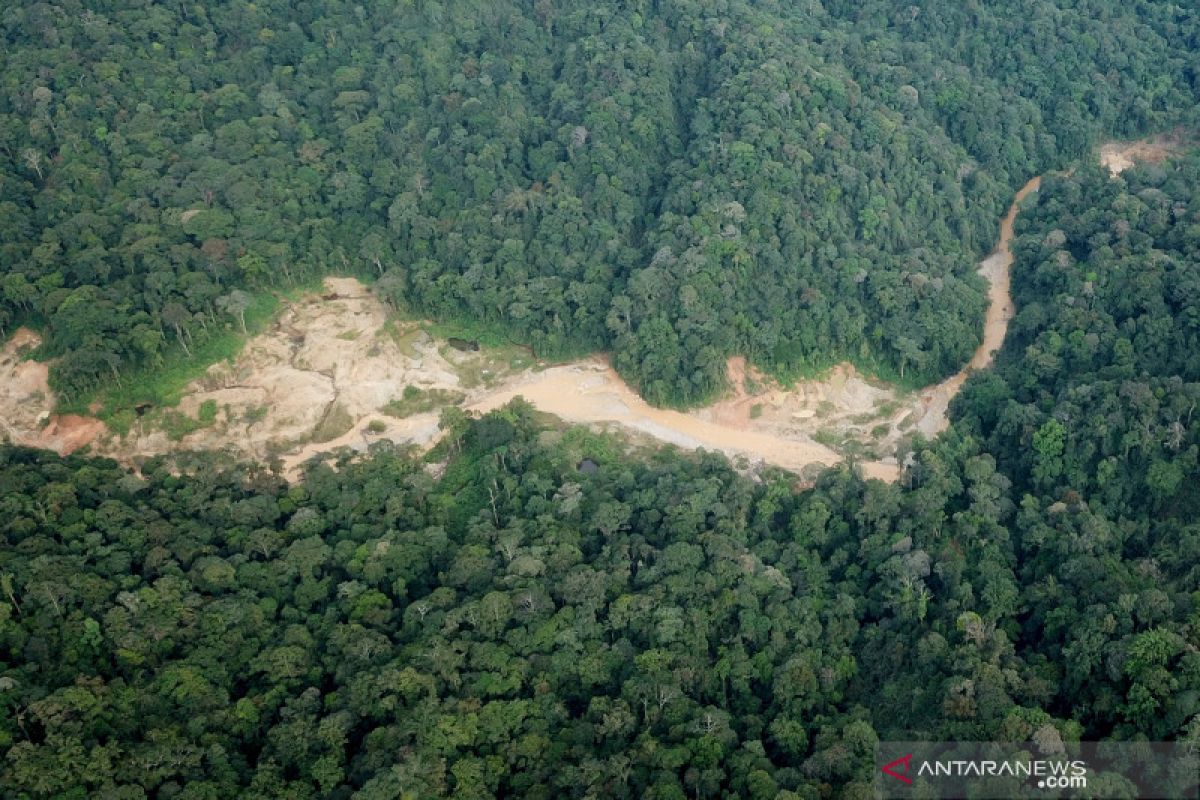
[910,176,1041,439]
[458,176,1042,481]
[468,359,881,479]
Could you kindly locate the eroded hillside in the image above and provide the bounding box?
[1,279,879,479]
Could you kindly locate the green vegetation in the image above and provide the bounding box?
[54,290,279,419]
[309,402,355,444]
[157,398,221,442]
[381,385,466,419]
[956,152,1200,521]
[3,2,1200,797]
[241,404,270,428]
[2,1,1196,410]
[7,176,1200,793]
[425,319,531,354]
[381,321,428,359]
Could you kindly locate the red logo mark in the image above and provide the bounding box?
[882,753,914,784]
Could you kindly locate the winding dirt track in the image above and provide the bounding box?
[910,176,1041,440]
[469,359,883,478]
[467,178,1042,481]
[10,137,1178,479]
[0,180,1042,482]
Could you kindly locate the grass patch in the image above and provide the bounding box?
[381,385,465,418]
[766,351,931,394]
[875,399,902,418]
[443,343,531,389]
[750,403,764,419]
[156,399,220,442]
[425,317,527,351]
[812,429,846,449]
[839,439,868,459]
[105,409,137,438]
[336,329,361,341]
[242,405,270,426]
[386,323,429,358]
[381,307,543,386]
[310,402,355,444]
[811,427,871,459]
[198,398,218,425]
[58,290,283,419]
[452,354,495,390]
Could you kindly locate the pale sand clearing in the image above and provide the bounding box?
[912,175,1041,438]
[468,359,876,479]
[0,181,1037,485]
[1100,131,1192,176]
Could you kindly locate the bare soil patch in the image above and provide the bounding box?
[0,328,108,455]
[1100,130,1193,176]
[468,357,889,479]
[111,277,469,474]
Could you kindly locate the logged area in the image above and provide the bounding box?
[0,157,1166,482]
[6,146,1200,793]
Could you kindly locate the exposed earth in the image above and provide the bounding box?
[0,263,993,482]
[1099,130,1193,176]
[0,328,108,455]
[0,139,1184,481]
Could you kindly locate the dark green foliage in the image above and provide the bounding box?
[947,154,1200,744]
[1,1,1196,405]
[4,250,1199,800]
[3,4,1200,797]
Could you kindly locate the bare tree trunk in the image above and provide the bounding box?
[173,325,192,357]
[488,483,500,527]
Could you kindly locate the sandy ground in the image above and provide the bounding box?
[1100,131,1192,176]
[701,175,1041,463]
[910,176,1041,438]
[0,182,1059,485]
[0,329,108,455]
[114,277,467,474]
[468,358,885,479]
[0,283,881,480]
[0,137,1184,481]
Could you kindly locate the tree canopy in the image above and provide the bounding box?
[2,6,1200,794]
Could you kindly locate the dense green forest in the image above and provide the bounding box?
[4,2,1200,795]
[3,156,1200,797]
[1,0,1198,405]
